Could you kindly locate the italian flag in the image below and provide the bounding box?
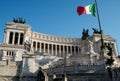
[77,4,96,16]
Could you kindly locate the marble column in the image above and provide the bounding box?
[51,44,53,55]
[44,43,45,53]
[55,45,57,56]
[3,30,7,43]
[44,72,48,81]
[35,41,37,51]
[66,46,68,55]
[6,31,10,44]
[59,45,61,57]
[12,32,15,45]
[74,46,76,55]
[17,33,20,45]
[39,42,41,52]
[47,44,50,54]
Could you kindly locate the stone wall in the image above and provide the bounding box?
[0,61,22,81]
[0,76,19,81]
[0,60,38,81]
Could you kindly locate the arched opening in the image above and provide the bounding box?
[41,43,44,52]
[61,45,63,57]
[45,43,48,53]
[72,46,74,54]
[53,45,55,55]
[14,33,19,44]
[20,33,24,45]
[49,44,52,54]
[37,42,40,50]
[68,46,71,54]
[33,41,36,51]
[64,46,67,53]
[9,32,13,44]
[75,46,78,54]
[57,45,59,56]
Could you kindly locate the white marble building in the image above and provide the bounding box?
[1,22,119,60]
[0,20,120,81]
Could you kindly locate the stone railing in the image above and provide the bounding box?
[0,43,24,49]
[44,65,105,74]
[0,60,18,66]
[32,32,80,44]
[0,61,7,65]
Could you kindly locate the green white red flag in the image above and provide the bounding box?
[77,4,96,16]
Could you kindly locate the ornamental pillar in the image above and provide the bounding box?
[12,32,15,45]
[55,45,57,56]
[18,33,20,45]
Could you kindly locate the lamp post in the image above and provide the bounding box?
[64,53,67,81]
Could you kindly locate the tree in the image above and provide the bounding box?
[106,44,114,66]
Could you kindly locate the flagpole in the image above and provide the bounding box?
[94,0,104,49]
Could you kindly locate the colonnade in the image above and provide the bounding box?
[32,41,81,57]
[8,32,24,45]
[6,51,14,56]
[6,31,81,57]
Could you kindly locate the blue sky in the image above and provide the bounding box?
[0,0,120,54]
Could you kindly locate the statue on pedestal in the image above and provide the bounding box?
[92,28,102,34]
[81,29,89,40]
[87,40,96,54]
[86,41,98,65]
[13,17,26,24]
[24,40,31,52]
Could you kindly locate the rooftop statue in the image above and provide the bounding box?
[92,28,102,34]
[13,17,26,24]
[81,28,89,40]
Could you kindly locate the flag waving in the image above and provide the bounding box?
[77,3,96,16]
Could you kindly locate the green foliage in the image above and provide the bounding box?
[105,44,114,66]
[106,57,114,66]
